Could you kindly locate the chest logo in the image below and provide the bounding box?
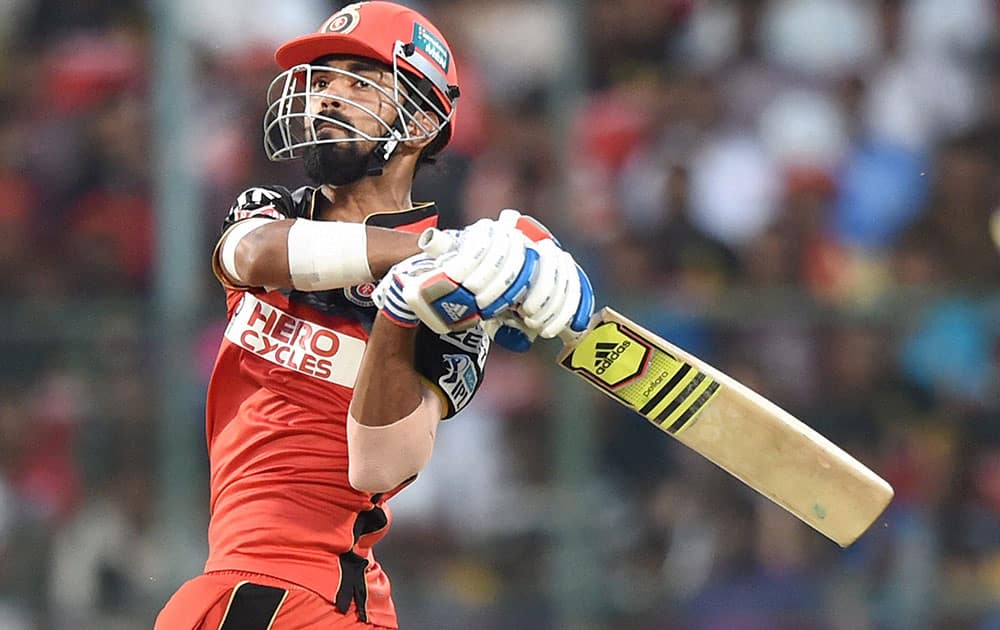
[227,294,366,388]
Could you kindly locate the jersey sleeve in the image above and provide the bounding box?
[212,185,296,290]
[414,325,491,419]
[222,186,296,231]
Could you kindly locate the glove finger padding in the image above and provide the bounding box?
[373,256,438,328]
[519,241,571,331]
[437,219,497,283]
[516,242,595,339]
[570,265,595,332]
[519,239,560,316]
[498,208,559,245]
[436,222,536,319]
[372,272,419,327]
[460,229,523,304]
[523,249,576,337]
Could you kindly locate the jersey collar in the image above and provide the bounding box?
[306,188,438,233]
[363,202,438,231]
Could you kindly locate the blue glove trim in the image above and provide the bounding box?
[493,325,533,353]
[570,266,594,332]
[431,285,480,325]
[380,276,419,326]
[480,247,540,318]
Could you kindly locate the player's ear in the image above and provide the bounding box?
[404,110,440,150]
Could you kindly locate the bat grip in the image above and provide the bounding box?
[558,329,581,346]
[418,227,457,257]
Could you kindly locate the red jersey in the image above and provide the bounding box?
[203,186,490,627]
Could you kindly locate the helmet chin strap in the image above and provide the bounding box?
[364,118,406,177]
[363,67,442,177]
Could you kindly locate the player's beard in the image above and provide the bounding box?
[303,141,370,187]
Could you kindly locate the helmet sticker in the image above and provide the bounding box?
[323,3,363,35]
[412,23,450,72]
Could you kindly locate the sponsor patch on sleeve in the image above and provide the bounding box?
[437,353,478,412]
[439,327,489,368]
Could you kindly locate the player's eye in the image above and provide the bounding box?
[311,78,329,91]
[354,78,373,90]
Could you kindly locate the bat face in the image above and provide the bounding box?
[557,308,893,547]
[560,319,721,435]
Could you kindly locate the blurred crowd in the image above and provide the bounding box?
[0,0,998,628]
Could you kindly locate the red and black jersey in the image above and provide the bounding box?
[203,185,490,627]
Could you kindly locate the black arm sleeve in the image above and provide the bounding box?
[414,325,491,419]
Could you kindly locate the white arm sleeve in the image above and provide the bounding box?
[346,388,443,493]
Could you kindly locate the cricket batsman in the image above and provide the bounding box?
[154,2,593,628]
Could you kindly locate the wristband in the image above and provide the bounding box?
[287,219,374,291]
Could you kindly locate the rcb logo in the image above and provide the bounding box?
[322,4,362,34]
[345,282,376,308]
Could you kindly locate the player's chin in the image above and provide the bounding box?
[303,141,370,186]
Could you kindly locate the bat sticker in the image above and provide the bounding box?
[562,321,720,434]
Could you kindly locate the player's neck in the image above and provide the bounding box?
[315,162,416,223]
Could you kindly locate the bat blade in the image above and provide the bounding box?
[557,307,894,547]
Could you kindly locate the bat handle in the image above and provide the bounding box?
[559,329,582,347]
[418,227,457,257]
[489,320,579,353]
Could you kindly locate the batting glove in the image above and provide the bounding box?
[497,209,594,339]
[419,210,595,351]
[372,253,482,333]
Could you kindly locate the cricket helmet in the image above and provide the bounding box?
[264,1,461,168]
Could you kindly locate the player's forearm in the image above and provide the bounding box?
[364,226,423,278]
[225,220,422,289]
[350,314,424,426]
[347,314,442,492]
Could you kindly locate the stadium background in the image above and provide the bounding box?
[0,0,998,628]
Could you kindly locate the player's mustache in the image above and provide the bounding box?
[312,111,358,139]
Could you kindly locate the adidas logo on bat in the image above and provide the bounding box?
[593,342,617,365]
[594,340,630,374]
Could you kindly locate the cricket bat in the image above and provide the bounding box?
[419,230,894,547]
[556,307,893,547]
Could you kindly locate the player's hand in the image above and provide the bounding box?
[430,217,539,318]
[515,236,594,339]
[371,253,482,333]
[496,210,594,339]
[420,209,595,349]
[418,216,537,351]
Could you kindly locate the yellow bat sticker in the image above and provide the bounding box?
[565,322,651,388]
[562,322,720,434]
